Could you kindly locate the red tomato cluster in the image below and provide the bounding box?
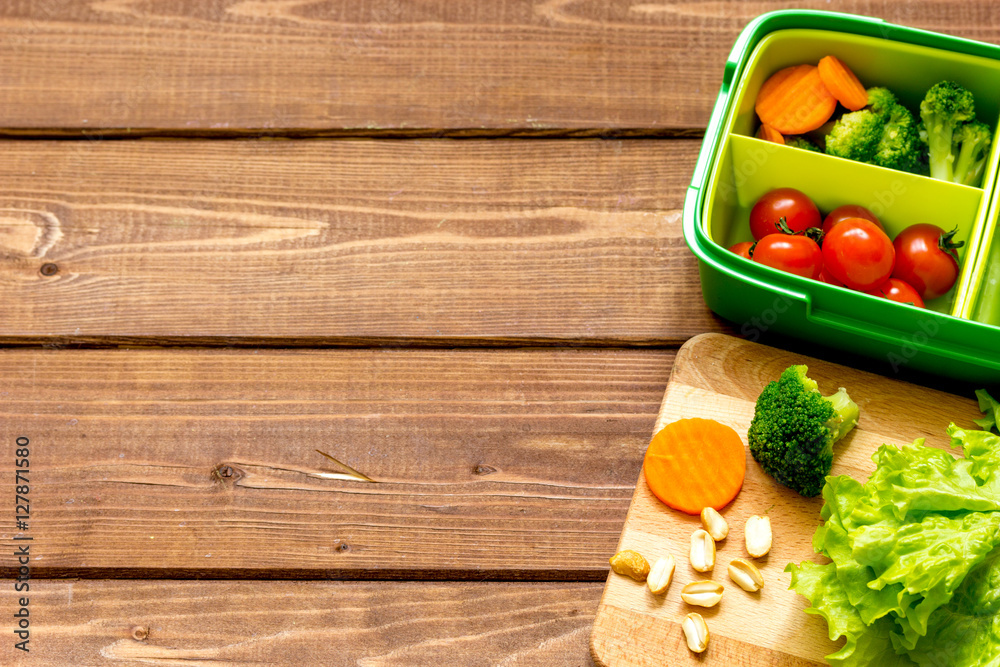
[728,188,964,309]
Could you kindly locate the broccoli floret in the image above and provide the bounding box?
[824,92,926,173]
[919,81,977,183]
[825,109,884,163]
[874,102,925,173]
[952,120,992,187]
[866,86,898,116]
[747,365,860,497]
[785,136,821,152]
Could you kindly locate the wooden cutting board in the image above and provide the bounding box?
[590,333,983,666]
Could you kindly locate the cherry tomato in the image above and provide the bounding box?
[752,233,823,280]
[891,224,963,301]
[822,218,895,291]
[728,241,754,260]
[749,188,821,241]
[817,268,844,287]
[822,204,883,235]
[864,278,925,308]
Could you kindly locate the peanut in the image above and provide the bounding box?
[700,506,729,540]
[728,558,764,592]
[689,529,716,573]
[646,555,676,595]
[745,515,772,558]
[609,549,650,582]
[680,580,724,607]
[682,612,710,653]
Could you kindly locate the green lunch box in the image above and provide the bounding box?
[682,10,1000,382]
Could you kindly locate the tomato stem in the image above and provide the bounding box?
[802,226,826,245]
[939,227,965,255]
[776,216,825,245]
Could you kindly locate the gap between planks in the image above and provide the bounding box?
[0,128,707,140]
[0,338,697,351]
[0,567,612,583]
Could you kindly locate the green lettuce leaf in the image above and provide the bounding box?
[787,424,1000,665]
[785,560,913,666]
[855,511,1000,649]
[975,389,1000,434]
[909,547,1000,666]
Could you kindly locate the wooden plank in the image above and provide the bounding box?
[0,347,672,577]
[0,580,601,666]
[590,333,984,666]
[0,138,726,345]
[0,0,725,132]
[1,2,999,133]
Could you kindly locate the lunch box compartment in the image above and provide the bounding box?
[683,11,1000,382]
[728,29,1000,145]
[707,134,982,314]
[968,205,1000,326]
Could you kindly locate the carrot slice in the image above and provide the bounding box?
[755,64,837,135]
[643,418,746,515]
[756,124,785,144]
[817,55,868,111]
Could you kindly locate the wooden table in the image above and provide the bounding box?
[0,3,990,664]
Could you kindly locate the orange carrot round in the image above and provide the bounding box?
[755,64,837,135]
[756,124,785,144]
[817,55,868,111]
[643,418,746,515]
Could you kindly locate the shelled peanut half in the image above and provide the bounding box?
[607,506,774,656]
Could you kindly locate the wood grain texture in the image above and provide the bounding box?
[2,1,999,132]
[0,138,725,345]
[590,333,985,666]
[0,347,673,577]
[0,580,601,666]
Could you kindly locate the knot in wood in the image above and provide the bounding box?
[39,263,59,276]
[130,626,149,641]
[473,464,497,476]
[214,464,242,481]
